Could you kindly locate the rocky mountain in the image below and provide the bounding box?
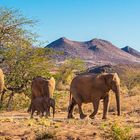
[121,46,140,58]
[46,37,140,66]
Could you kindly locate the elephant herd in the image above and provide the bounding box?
[0,68,121,119]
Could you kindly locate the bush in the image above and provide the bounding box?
[101,121,133,140]
[0,93,30,111]
[110,123,132,140]
[55,58,85,90]
[121,70,140,96]
[12,93,30,110]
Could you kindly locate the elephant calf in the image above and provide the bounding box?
[29,97,55,118]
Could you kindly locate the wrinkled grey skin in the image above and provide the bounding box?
[29,97,55,118]
[68,73,121,119]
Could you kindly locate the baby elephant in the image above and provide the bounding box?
[49,98,55,117]
[29,97,55,118]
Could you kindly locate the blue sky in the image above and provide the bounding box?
[0,0,140,51]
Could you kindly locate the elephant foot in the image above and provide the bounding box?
[67,114,74,119]
[102,116,107,120]
[80,114,87,119]
[89,114,95,119]
[47,112,51,117]
[45,113,49,118]
[45,114,49,118]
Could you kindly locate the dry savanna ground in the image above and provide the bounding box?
[0,90,140,140]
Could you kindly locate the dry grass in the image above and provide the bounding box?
[0,85,140,140]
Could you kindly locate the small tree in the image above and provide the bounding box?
[0,7,37,48]
[56,58,85,87]
[0,7,54,109]
[2,45,53,109]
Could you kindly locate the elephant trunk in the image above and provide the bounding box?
[52,105,55,118]
[115,86,121,116]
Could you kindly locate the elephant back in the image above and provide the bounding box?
[31,76,55,99]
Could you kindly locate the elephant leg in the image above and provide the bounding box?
[50,100,55,118]
[48,106,51,116]
[41,111,44,117]
[102,95,109,119]
[36,110,40,115]
[45,106,50,117]
[30,110,35,118]
[68,97,77,119]
[89,98,100,119]
[78,103,87,119]
[48,110,50,116]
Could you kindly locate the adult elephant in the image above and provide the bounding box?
[28,76,55,114]
[0,69,4,93]
[68,73,121,119]
[31,76,55,99]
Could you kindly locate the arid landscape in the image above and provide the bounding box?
[0,90,140,140]
[0,1,140,140]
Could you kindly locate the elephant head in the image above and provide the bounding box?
[50,98,55,118]
[43,97,55,118]
[103,73,121,116]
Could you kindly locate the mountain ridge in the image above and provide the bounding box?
[121,46,140,58]
[46,37,140,66]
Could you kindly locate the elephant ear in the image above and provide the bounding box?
[102,73,114,88]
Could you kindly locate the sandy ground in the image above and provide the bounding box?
[0,92,140,140]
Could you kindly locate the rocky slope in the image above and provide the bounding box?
[121,46,140,58]
[46,37,140,66]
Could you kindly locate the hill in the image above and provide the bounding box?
[121,46,140,58]
[46,37,140,66]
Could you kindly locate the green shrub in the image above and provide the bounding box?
[0,93,30,111]
[110,123,132,140]
[100,121,132,140]
[12,93,30,110]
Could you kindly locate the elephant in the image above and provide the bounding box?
[0,69,4,93]
[28,76,56,114]
[49,98,55,118]
[67,73,121,119]
[29,97,55,118]
[31,76,55,99]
